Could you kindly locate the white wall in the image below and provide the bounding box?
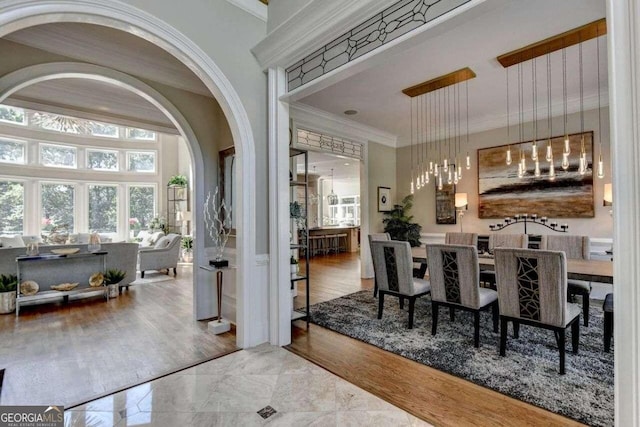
[266,0,312,33]
[396,108,613,238]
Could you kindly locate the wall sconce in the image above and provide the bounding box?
[603,183,613,206]
[455,193,468,232]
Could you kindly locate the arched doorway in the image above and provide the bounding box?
[0,1,258,348]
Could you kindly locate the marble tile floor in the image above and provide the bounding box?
[65,345,432,427]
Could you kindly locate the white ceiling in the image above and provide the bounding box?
[298,0,608,145]
[298,150,360,182]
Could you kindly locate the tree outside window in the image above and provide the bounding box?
[0,139,25,164]
[0,181,24,234]
[41,183,75,233]
[87,150,118,171]
[129,186,155,233]
[89,185,118,233]
[0,105,25,125]
[40,144,77,168]
[127,152,155,172]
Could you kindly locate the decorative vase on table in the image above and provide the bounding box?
[88,232,101,253]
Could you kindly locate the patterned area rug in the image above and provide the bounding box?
[309,291,614,426]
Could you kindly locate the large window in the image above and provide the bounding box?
[89,122,119,138]
[127,151,156,173]
[88,185,118,233]
[0,180,24,234]
[129,186,156,232]
[87,149,119,171]
[41,183,75,233]
[0,139,26,164]
[126,128,156,141]
[40,144,77,168]
[0,105,26,125]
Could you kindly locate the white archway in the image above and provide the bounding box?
[0,0,259,348]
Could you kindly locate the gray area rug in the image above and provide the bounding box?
[309,291,613,426]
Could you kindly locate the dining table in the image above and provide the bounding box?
[411,246,614,284]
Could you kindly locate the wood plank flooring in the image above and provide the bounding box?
[290,252,584,427]
[0,264,236,407]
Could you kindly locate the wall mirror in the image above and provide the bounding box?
[219,146,236,234]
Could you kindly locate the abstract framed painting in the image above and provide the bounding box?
[478,131,594,218]
[436,182,456,224]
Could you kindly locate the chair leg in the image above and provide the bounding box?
[604,311,613,353]
[373,278,378,298]
[449,307,455,321]
[431,302,439,336]
[408,297,416,329]
[399,297,404,310]
[141,271,145,279]
[377,292,385,319]
[513,321,520,339]
[571,319,580,354]
[582,293,589,327]
[173,267,177,276]
[499,317,508,356]
[492,302,499,333]
[473,311,480,348]
[556,328,566,375]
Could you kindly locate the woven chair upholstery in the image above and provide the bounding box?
[445,232,478,247]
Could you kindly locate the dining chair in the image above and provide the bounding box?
[494,248,581,375]
[445,232,478,247]
[481,233,529,288]
[541,234,591,326]
[426,244,498,347]
[368,233,390,298]
[603,293,614,352]
[370,240,431,329]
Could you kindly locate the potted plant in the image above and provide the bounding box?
[181,235,193,263]
[0,274,17,314]
[382,194,422,247]
[290,256,299,275]
[168,174,188,187]
[104,268,126,298]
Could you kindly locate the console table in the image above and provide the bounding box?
[16,251,108,315]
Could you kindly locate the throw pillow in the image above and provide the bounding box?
[154,236,172,249]
[0,235,25,248]
[150,231,165,244]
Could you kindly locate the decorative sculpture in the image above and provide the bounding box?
[204,187,231,267]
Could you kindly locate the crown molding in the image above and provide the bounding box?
[252,0,391,71]
[395,92,609,147]
[225,0,267,22]
[290,101,398,147]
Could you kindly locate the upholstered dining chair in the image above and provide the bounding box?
[494,248,581,375]
[481,233,529,288]
[370,240,431,329]
[368,233,391,298]
[541,235,591,326]
[426,244,498,348]
[445,232,478,247]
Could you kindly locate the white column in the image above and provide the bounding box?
[268,67,292,345]
[606,1,640,425]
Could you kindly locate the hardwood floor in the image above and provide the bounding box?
[0,264,236,407]
[290,252,584,427]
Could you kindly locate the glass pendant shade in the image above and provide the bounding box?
[534,160,541,177]
[410,180,414,194]
[562,152,570,170]
[457,165,462,180]
[447,169,453,185]
[597,155,604,179]
[437,174,443,190]
[429,161,434,174]
[520,154,526,171]
[564,136,570,154]
[549,161,556,181]
[443,158,448,172]
[579,156,586,175]
[465,152,471,170]
[517,163,524,178]
[425,172,430,184]
[506,148,512,165]
[546,143,553,162]
[327,168,339,205]
[531,142,538,161]
[434,165,439,177]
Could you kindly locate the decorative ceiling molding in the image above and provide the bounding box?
[402,67,476,97]
[285,0,472,91]
[290,102,398,147]
[497,18,607,68]
[225,0,268,22]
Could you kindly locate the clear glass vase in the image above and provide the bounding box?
[88,232,101,253]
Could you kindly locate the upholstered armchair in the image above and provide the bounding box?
[494,248,581,375]
[445,232,478,247]
[541,235,591,326]
[138,233,182,278]
[426,244,498,348]
[368,233,390,298]
[370,240,431,329]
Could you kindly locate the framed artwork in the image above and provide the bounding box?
[436,182,456,224]
[377,187,391,212]
[478,131,594,218]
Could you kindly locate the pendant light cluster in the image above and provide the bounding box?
[498,19,607,181]
[404,68,475,195]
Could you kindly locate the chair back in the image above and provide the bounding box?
[489,233,528,253]
[426,244,481,308]
[540,235,590,260]
[494,248,569,328]
[370,240,415,295]
[445,232,478,246]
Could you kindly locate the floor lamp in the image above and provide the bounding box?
[455,193,468,232]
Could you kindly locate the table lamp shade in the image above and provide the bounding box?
[455,193,468,209]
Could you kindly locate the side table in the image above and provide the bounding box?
[199,263,234,334]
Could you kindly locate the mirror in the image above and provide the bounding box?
[219,146,236,234]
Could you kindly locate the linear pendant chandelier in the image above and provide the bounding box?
[402,67,476,194]
[497,18,607,180]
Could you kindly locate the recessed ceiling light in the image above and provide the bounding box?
[344,110,358,115]
[344,163,350,166]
